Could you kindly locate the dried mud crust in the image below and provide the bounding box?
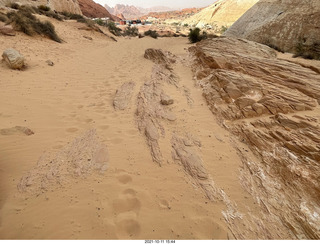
[189,37,320,239]
[18,129,109,196]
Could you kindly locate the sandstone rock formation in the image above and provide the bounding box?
[18,129,109,196]
[113,81,135,110]
[141,8,202,22]
[0,0,82,15]
[137,49,177,165]
[77,0,114,19]
[2,48,25,69]
[189,36,320,239]
[225,0,320,53]
[182,0,258,30]
[106,4,173,19]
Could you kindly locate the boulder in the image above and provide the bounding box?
[2,48,25,69]
[0,24,15,36]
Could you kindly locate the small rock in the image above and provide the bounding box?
[0,24,15,36]
[83,35,93,40]
[2,48,25,69]
[161,93,174,105]
[46,60,54,66]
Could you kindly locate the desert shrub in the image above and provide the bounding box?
[43,10,63,21]
[123,26,138,37]
[107,21,122,36]
[94,18,104,26]
[19,5,40,14]
[262,39,284,53]
[6,2,20,10]
[188,28,206,43]
[6,10,62,42]
[144,30,158,39]
[0,12,8,22]
[183,23,188,27]
[294,40,320,60]
[220,25,228,34]
[60,11,85,21]
[34,20,61,42]
[38,5,50,12]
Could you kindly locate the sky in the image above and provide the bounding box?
[93,0,215,9]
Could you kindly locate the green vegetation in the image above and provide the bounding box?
[106,21,122,36]
[60,11,85,21]
[220,25,228,34]
[183,23,188,27]
[144,30,158,39]
[6,9,62,42]
[38,5,51,12]
[294,40,320,60]
[123,26,139,37]
[0,12,8,22]
[188,28,207,43]
[94,18,104,26]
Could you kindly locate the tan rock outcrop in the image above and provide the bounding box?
[0,0,82,15]
[189,37,320,239]
[77,0,114,19]
[225,0,320,53]
[182,0,259,30]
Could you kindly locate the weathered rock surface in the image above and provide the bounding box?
[136,49,178,165]
[189,36,320,239]
[160,93,173,105]
[225,0,320,53]
[77,0,115,19]
[171,133,217,200]
[0,0,82,15]
[113,81,135,110]
[0,23,15,36]
[18,129,108,196]
[2,48,25,69]
[182,0,258,29]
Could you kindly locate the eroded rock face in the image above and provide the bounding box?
[225,0,320,53]
[136,49,181,165]
[2,48,25,69]
[77,0,115,19]
[182,0,259,29]
[18,129,109,196]
[113,81,135,110]
[0,0,82,15]
[189,37,320,239]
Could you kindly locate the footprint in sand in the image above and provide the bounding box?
[115,212,141,237]
[113,189,141,214]
[110,138,124,144]
[117,174,132,184]
[159,199,171,210]
[66,127,79,133]
[113,189,141,237]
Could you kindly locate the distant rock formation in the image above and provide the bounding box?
[225,0,320,53]
[77,0,114,19]
[0,0,82,15]
[182,0,258,30]
[105,4,173,19]
[141,8,202,21]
